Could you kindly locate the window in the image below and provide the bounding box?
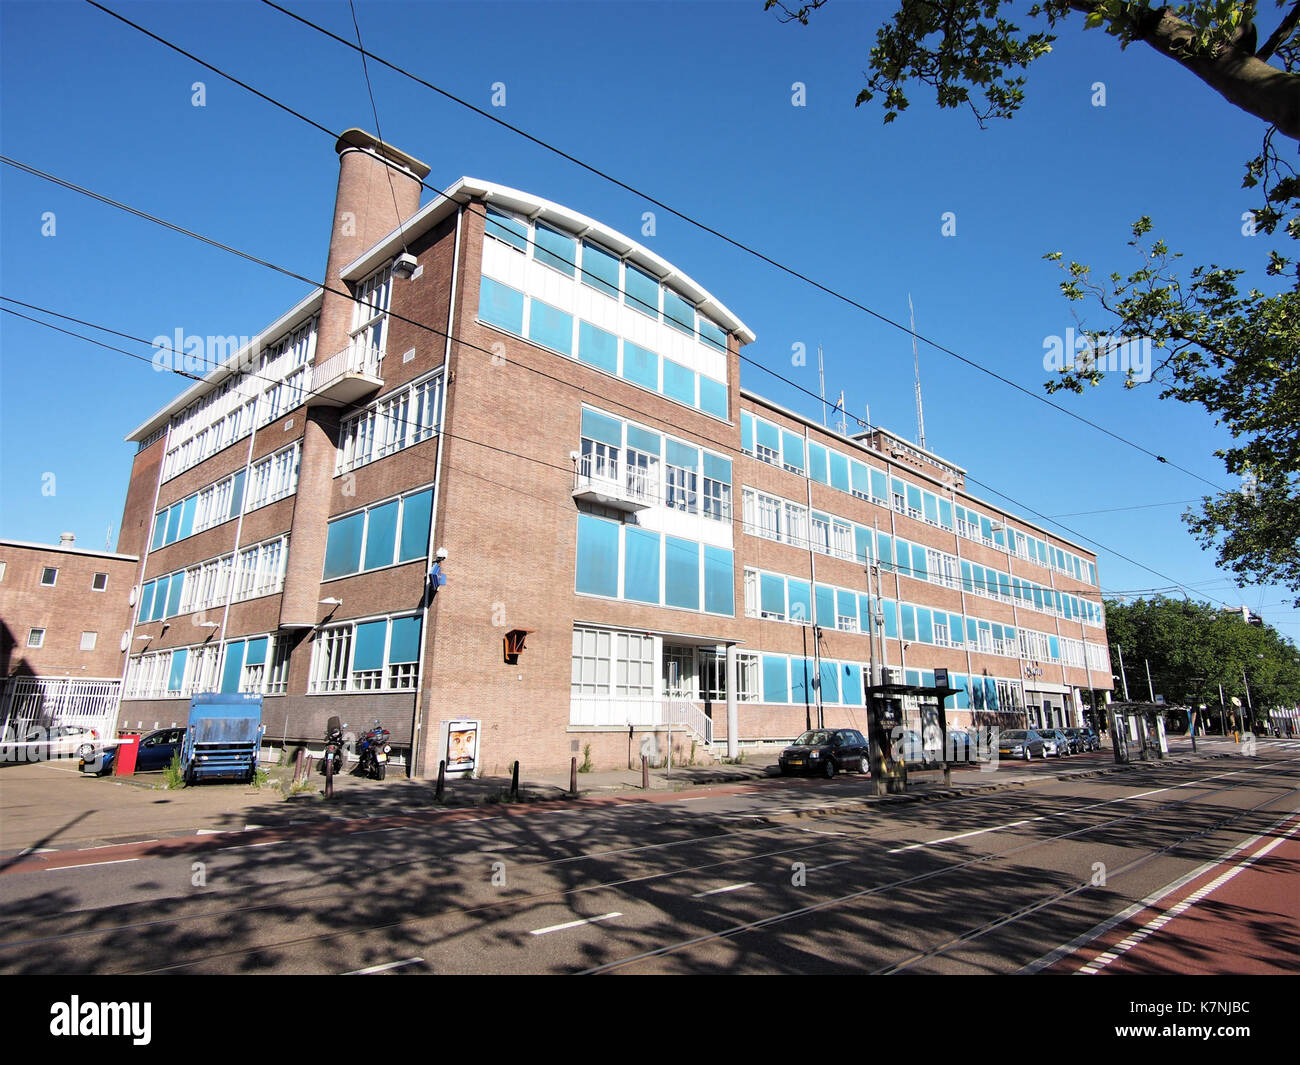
[528,299,574,355]
[265,637,292,695]
[662,287,695,336]
[624,264,660,318]
[571,627,612,697]
[323,489,431,580]
[478,277,525,334]
[309,614,421,693]
[80,632,97,651]
[245,443,301,511]
[234,537,288,601]
[580,240,620,297]
[338,373,442,474]
[351,267,393,362]
[534,222,578,275]
[702,453,732,522]
[87,572,108,592]
[27,628,45,648]
[485,206,527,251]
[40,567,57,586]
[664,440,699,512]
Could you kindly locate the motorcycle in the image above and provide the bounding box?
[357,719,392,780]
[322,716,347,778]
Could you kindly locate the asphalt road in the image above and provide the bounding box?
[1,743,1297,975]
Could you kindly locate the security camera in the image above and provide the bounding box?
[435,547,448,561]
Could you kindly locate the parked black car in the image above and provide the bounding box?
[779,728,869,778]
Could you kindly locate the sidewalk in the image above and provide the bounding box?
[0,736,1250,858]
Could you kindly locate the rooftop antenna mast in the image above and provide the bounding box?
[818,344,828,427]
[910,294,926,450]
[836,390,847,436]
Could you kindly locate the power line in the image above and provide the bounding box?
[1047,499,1203,518]
[86,0,1231,496]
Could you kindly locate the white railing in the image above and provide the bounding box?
[0,677,120,738]
[312,340,384,393]
[569,695,714,744]
[573,453,657,505]
[669,700,714,745]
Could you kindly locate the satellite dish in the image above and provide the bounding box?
[119,630,130,652]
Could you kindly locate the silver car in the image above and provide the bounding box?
[1041,728,1072,758]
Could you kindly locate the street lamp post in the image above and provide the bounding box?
[1113,644,1131,701]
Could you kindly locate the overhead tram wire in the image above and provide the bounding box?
[86,0,1230,497]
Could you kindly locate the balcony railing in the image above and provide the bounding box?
[309,340,384,406]
[572,453,656,512]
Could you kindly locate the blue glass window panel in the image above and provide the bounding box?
[854,526,871,565]
[699,317,727,351]
[168,648,188,693]
[985,677,999,710]
[152,576,170,621]
[698,376,727,418]
[951,613,966,640]
[836,589,857,623]
[164,505,182,545]
[972,680,985,710]
[578,321,618,373]
[179,495,197,539]
[906,669,921,687]
[850,461,870,495]
[877,533,893,570]
[534,222,577,275]
[625,264,659,317]
[923,493,938,524]
[580,241,620,297]
[762,655,789,703]
[911,543,928,580]
[740,412,755,453]
[244,636,268,667]
[870,469,887,501]
[230,470,246,519]
[901,604,917,641]
[961,561,973,593]
[662,288,695,336]
[883,600,899,640]
[815,585,836,627]
[842,665,863,706]
[389,615,421,663]
[478,277,525,334]
[398,489,433,562]
[581,408,623,447]
[662,359,696,405]
[755,419,779,453]
[324,512,365,580]
[966,618,978,643]
[623,343,658,389]
[820,660,840,704]
[829,452,850,492]
[220,641,245,694]
[781,431,805,472]
[1049,636,1060,660]
[664,536,699,610]
[353,620,387,672]
[981,516,994,542]
[807,443,828,483]
[165,573,184,618]
[938,498,953,528]
[151,513,166,551]
[954,677,969,710]
[917,608,934,645]
[485,206,527,251]
[859,594,873,628]
[528,299,573,355]
[760,573,785,615]
[922,670,935,688]
[363,500,400,571]
[998,572,1012,599]
[665,439,698,470]
[703,453,731,484]
[626,425,661,456]
[787,579,811,624]
[791,658,813,705]
[623,526,661,604]
[892,478,907,502]
[703,547,733,615]
[906,484,923,512]
[139,581,156,621]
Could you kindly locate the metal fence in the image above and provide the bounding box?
[0,677,120,738]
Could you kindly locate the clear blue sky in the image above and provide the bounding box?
[2,0,1296,656]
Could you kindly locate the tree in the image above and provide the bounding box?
[769,1,1300,603]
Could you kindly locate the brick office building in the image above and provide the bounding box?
[0,535,136,736]
[115,129,1112,776]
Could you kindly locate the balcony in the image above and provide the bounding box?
[309,341,383,407]
[572,453,656,512]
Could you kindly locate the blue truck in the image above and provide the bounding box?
[182,693,265,785]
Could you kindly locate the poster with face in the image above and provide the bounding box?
[444,720,479,772]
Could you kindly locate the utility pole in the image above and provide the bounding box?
[1114,644,1131,701]
[1145,659,1155,702]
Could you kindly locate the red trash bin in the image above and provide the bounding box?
[114,735,140,776]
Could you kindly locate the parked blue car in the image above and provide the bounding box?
[80,727,185,776]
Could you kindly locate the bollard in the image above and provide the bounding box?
[293,747,306,786]
[435,759,446,801]
[570,755,578,797]
[510,760,520,800]
[324,749,334,799]
[641,754,649,790]
[943,763,951,788]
